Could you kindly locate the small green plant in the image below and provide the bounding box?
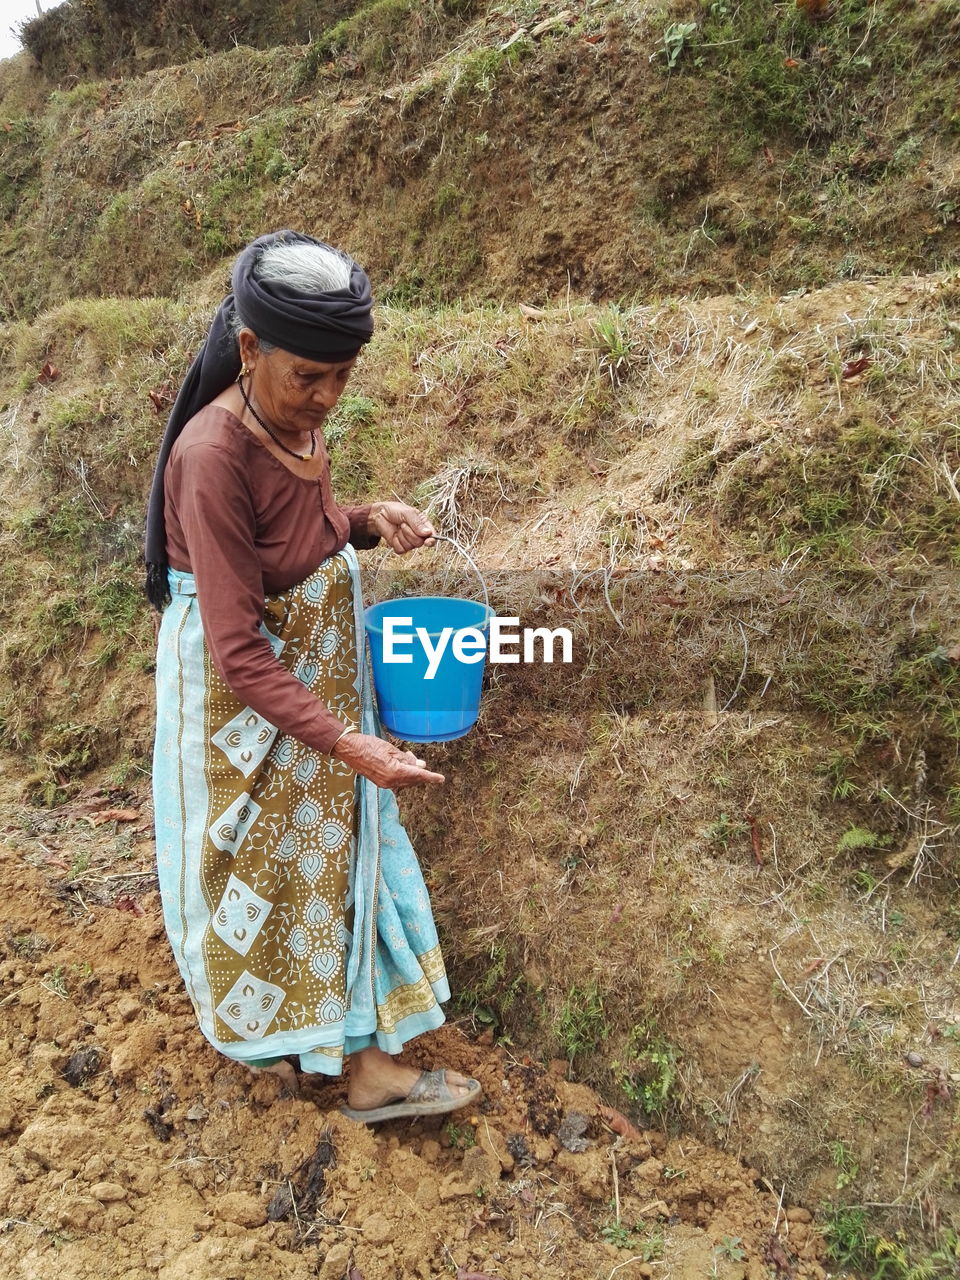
[69,850,91,878]
[636,1228,665,1262]
[821,1206,897,1275]
[10,933,49,958]
[615,1021,679,1117]
[837,826,891,855]
[703,812,750,850]
[591,305,634,385]
[852,867,880,894]
[601,1221,633,1249]
[455,39,532,98]
[819,751,860,800]
[41,966,69,1000]
[652,22,697,70]
[556,982,609,1065]
[432,182,468,218]
[600,1222,664,1257]
[109,755,148,788]
[716,1236,746,1261]
[325,394,378,445]
[453,943,531,1034]
[829,1139,860,1191]
[443,1120,476,1150]
[887,937,909,963]
[262,150,293,184]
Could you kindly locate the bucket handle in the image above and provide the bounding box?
[366,532,491,618]
[426,534,491,619]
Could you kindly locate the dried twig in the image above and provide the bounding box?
[721,622,749,711]
[768,949,815,1019]
[606,1258,648,1280]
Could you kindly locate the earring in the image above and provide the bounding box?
[240,362,250,377]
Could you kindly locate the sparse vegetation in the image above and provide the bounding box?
[823,1208,960,1280]
[556,983,609,1067]
[614,1022,680,1118]
[600,1220,665,1257]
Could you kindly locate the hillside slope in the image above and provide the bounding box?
[1,0,958,316]
[1,3,959,1277]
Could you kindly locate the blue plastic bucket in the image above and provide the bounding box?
[364,538,493,742]
[364,594,494,742]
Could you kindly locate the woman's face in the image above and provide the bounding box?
[240,330,357,434]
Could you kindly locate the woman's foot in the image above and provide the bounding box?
[248,1059,300,1096]
[346,1045,476,1111]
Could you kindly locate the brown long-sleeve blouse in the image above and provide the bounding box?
[163,405,378,753]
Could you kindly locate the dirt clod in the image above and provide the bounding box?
[360,1212,392,1244]
[557,1110,591,1152]
[318,1243,352,1280]
[62,1045,102,1086]
[142,1105,173,1142]
[214,1191,267,1228]
[90,1181,128,1202]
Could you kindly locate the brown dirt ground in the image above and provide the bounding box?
[0,784,829,1280]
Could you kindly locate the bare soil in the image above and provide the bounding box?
[0,784,828,1280]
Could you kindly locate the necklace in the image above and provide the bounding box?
[237,374,316,462]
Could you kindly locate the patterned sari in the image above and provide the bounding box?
[152,547,449,1075]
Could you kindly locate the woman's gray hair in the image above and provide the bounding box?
[230,240,355,348]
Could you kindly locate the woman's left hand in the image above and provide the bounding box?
[368,502,436,554]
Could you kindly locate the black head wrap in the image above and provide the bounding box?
[144,230,374,609]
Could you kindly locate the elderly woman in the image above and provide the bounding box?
[145,230,480,1122]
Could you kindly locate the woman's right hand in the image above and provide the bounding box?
[331,732,445,789]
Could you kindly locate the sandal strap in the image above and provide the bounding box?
[406,1069,453,1105]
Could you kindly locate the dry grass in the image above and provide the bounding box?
[3,1,958,321]
[325,276,960,1233]
[0,166,959,1264]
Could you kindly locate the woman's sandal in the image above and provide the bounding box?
[340,1068,482,1125]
